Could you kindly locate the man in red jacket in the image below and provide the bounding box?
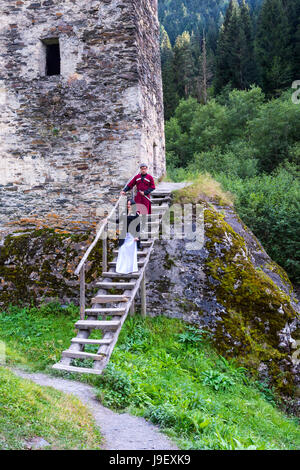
[121,163,156,214]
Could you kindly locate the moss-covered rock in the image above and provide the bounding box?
[0,227,115,306]
[145,198,300,408]
[204,206,299,398]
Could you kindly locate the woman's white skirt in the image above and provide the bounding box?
[116,232,138,274]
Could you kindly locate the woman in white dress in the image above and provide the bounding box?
[116,199,141,274]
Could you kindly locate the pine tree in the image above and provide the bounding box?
[284,0,300,79]
[239,0,257,87]
[215,0,238,93]
[197,33,214,104]
[255,0,292,96]
[160,25,179,119]
[215,0,257,92]
[173,31,195,98]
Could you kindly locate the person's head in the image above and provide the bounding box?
[140,163,148,175]
[127,199,137,214]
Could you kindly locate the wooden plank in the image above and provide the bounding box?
[141,272,146,318]
[93,239,156,372]
[101,272,140,279]
[91,295,129,303]
[52,363,104,375]
[95,282,136,289]
[75,320,120,329]
[80,265,85,320]
[130,298,135,316]
[113,250,147,256]
[71,338,112,345]
[108,261,145,267]
[85,308,126,315]
[85,307,126,312]
[150,198,171,203]
[102,225,107,272]
[62,350,106,360]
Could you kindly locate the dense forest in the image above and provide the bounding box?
[159,0,300,284]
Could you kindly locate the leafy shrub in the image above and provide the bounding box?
[217,356,249,385]
[201,370,235,391]
[177,326,206,345]
[144,403,211,434]
[144,403,178,428]
[254,380,278,407]
[218,163,300,282]
[97,364,132,409]
[118,323,152,352]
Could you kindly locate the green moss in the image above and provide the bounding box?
[163,253,176,270]
[0,228,115,307]
[203,206,299,398]
[265,261,295,296]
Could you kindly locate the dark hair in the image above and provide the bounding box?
[127,199,137,215]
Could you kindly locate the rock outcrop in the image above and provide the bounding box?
[145,197,300,409]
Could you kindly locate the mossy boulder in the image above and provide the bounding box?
[146,200,300,408]
[0,227,115,306]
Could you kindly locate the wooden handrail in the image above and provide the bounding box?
[74,168,139,276]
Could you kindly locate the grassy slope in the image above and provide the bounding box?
[0,303,299,450]
[0,368,102,450]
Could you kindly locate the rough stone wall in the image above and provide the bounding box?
[0,0,165,238]
[133,0,165,177]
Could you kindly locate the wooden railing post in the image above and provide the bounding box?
[102,213,108,272]
[80,264,85,320]
[130,299,135,316]
[141,272,146,317]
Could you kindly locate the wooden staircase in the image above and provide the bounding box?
[52,188,172,375]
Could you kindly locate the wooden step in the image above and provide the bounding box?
[52,363,103,375]
[71,338,112,345]
[75,320,120,330]
[152,191,172,196]
[140,241,152,247]
[151,198,170,203]
[85,307,126,315]
[62,350,106,360]
[113,250,147,256]
[95,282,136,289]
[108,261,144,267]
[102,272,140,279]
[141,232,158,237]
[91,295,129,304]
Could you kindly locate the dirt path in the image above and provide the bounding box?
[13,369,178,451]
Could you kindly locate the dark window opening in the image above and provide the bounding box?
[45,40,60,76]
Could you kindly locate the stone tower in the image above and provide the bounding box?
[0,0,166,236]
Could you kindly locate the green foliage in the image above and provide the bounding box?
[215,0,257,93]
[0,368,102,450]
[255,380,278,406]
[94,316,300,450]
[165,87,300,282]
[0,302,78,369]
[255,0,293,96]
[247,95,300,171]
[201,370,235,391]
[177,326,207,345]
[97,364,133,409]
[1,307,300,450]
[218,163,300,282]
